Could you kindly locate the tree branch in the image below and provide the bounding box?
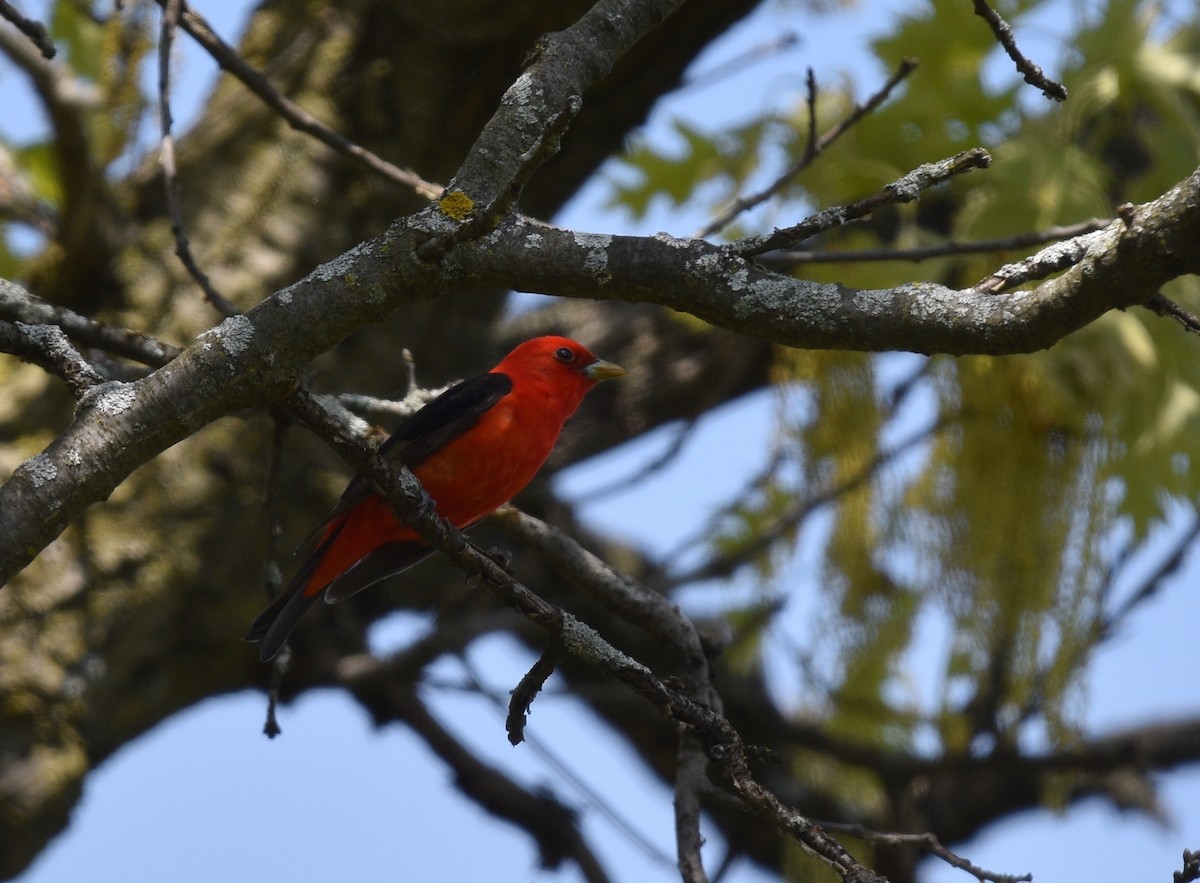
[158,0,440,199]
[2,161,1199,584]
[0,0,55,59]
[157,0,240,317]
[697,57,918,239]
[732,147,992,256]
[760,218,1111,267]
[0,320,106,396]
[971,0,1067,101]
[1177,849,1200,883]
[815,823,1031,883]
[418,0,689,257]
[270,388,884,880]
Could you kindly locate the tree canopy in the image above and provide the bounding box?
[1,0,1198,881]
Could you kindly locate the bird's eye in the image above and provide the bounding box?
[554,346,575,363]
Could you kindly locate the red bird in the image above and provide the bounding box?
[246,336,625,660]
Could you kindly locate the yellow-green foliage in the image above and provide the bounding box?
[610,0,1200,769]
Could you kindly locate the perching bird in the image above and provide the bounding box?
[246,336,626,661]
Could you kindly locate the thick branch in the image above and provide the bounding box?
[423,0,688,254]
[3,163,1199,584]
[464,163,1200,355]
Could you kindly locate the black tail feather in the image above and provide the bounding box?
[245,534,333,662]
[244,584,324,662]
[245,537,430,662]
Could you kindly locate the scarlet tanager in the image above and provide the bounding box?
[246,336,626,661]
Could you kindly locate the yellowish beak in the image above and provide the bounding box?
[584,359,627,382]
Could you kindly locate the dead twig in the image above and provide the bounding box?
[971,0,1066,101]
[974,0,1070,101]
[157,0,240,317]
[732,148,991,257]
[760,218,1111,268]
[1144,293,1200,335]
[698,58,917,240]
[157,0,440,199]
[817,822,1032,883]
[0,0,55,59]
[0,319,106,396]
[506,644,567,746]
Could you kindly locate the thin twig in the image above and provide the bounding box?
[698,58,917,239]
[159,0,440,199]
[731,147,991,257]
[817,822,1032,883]
[972,0,1066,101]
[667,420,940,588]
[676,734,712,883]
[507,644,567,746]
[336,387,442,424]
[0,0,55,59]
[1176,848,1200,883]
[0,279,180,367]
[760,218,1111,268]
[263,645,288,738]
[157,0,240,317]
[974,224,1112,293]
[802,66,819,168]
[1099,508,1200,641]
[457,657,678,871]
[571,417,697,504]
[682,32,799,91]
[1144,293,1200,335]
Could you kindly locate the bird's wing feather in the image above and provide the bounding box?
[322,540,435,604]
[308,371,513,538]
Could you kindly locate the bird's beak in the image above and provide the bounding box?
[584,358,626,382]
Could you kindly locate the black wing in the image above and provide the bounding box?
[321,371,513,524]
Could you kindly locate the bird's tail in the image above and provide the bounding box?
[244,535,333,662]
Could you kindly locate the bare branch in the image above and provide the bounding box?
[1145,293,1200,335]
[280,389,882,879]
[974,225,1114,293]
[1176,849,1200,883]
[336,388,443,424]
[159,0,440,199]
[971,0,1067,101]
[676,734,712,883]
[506,645,566,746]
[417,0,691,259]
[732,147,992,256]
[157,0,239,317]
[0,0,55,59]
[1,156,1197,586]
[0,319,105,396]
[761,218,1111,267]
[0,279,180,367]
[457,657,678,871]
[816,822,1031,883]
[698,58,918,239]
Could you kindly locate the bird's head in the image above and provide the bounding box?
[496,336,626,393]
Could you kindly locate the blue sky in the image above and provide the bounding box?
[3,1,1199,882]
